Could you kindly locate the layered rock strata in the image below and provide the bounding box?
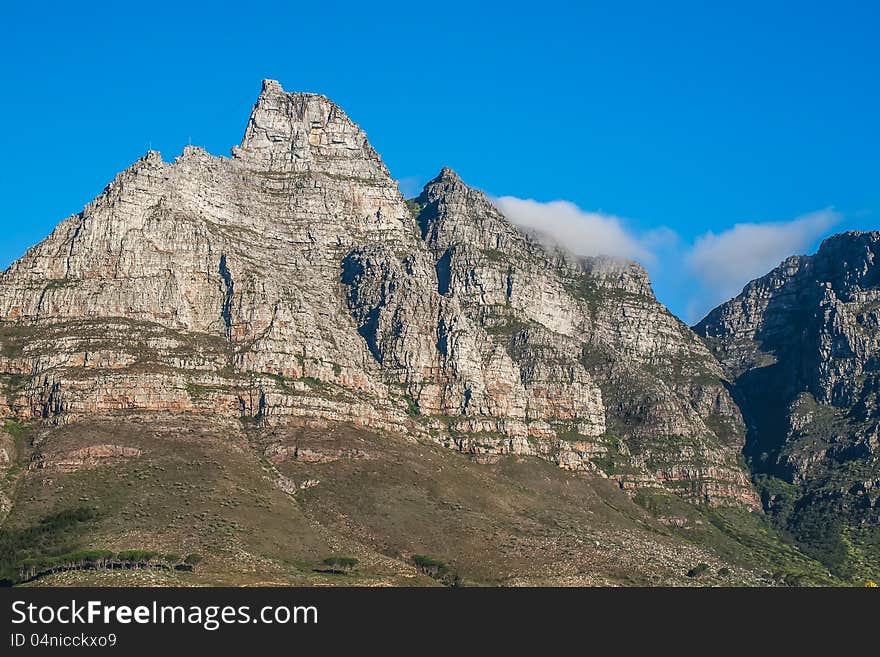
[0,80,758,507]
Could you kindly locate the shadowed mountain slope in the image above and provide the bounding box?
[696,232,880,579]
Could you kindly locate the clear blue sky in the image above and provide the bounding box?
[1,1,877,321]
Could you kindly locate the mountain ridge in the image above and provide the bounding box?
[3,79,875,586]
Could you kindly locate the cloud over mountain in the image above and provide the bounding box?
[493,195,841,323]
[685,209,841,318]
[492,196,653,262]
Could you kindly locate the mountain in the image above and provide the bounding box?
[695,232,880,579]
[0,80,851,586]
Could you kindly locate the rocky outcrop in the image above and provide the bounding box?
[0,80,757,508]
[30,444,142,473]
[409,168,757,507]
[695,232,880,571]
[0,425,16,519]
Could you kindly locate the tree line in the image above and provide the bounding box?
[15,550,203,583]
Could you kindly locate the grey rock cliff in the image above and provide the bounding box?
[0,80,757,508]
[695,232,880,571]
[411,168,756,506]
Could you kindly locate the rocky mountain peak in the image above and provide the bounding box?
[415,166,513,249]
[817,229,879,252]
[813,230,880,292]
[696,230,880,347]
[232,79,389,179]
[259,78,285,95]
[420,166,479,208]
[435,166,462,182]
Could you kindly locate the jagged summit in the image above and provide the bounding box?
[416,165,655,297]
[434,166,462,183]
[818,229,880,244]
[697,229,880,342]
[259,78,285,95]
[813,230,880,287]
[256,78,328,103]
[233,79,388,179]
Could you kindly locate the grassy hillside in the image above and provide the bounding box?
[0,412,854,586]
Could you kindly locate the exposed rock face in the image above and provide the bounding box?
[30,444,142,473]
[0,80,757,508]
[0,426,15,518]
[410,168,757,506]
[695,232,880,572]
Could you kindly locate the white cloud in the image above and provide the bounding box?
[685,209,840,319]
[493,196,653,262]
[490,194,841,324]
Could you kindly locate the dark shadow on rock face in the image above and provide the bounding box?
[341,251,384,365]
[435,248,452,296]
[729,363,795,473]
[414,197,438,242]
[729,269,825,476]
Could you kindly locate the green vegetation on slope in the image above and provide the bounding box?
[0,507,97,585]
[633,488,844,586]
